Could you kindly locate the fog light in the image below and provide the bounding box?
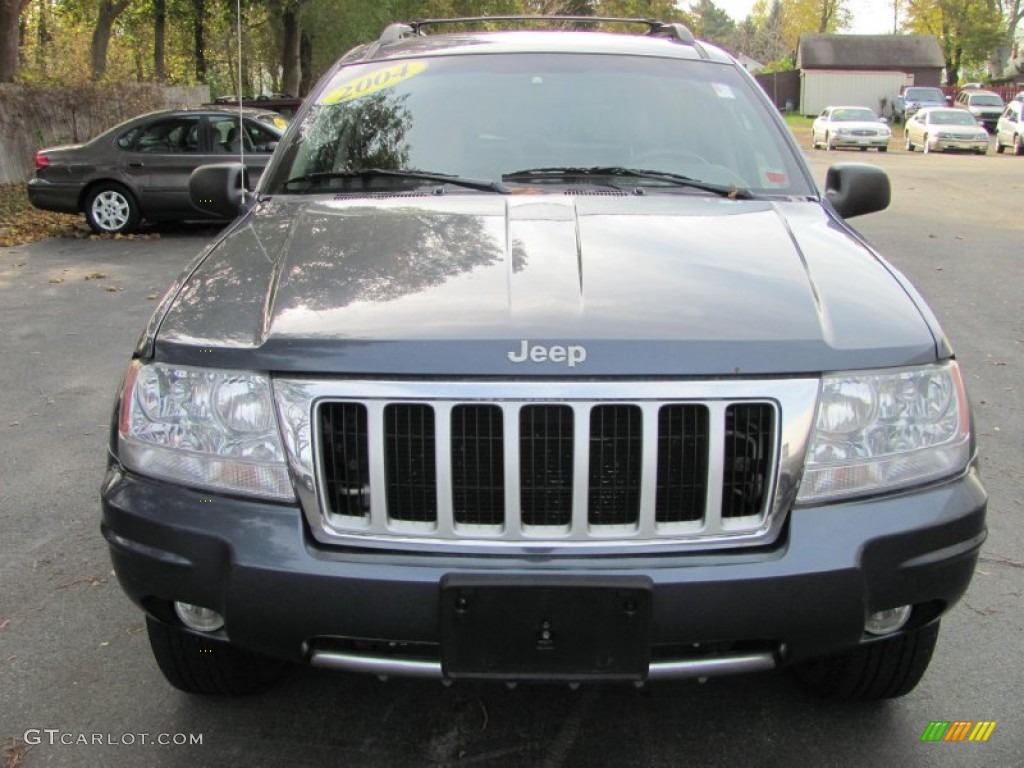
[174,601,224,632]
[865,605,912,636]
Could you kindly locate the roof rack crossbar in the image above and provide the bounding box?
[378,16,707,58]
[404,16,664,35]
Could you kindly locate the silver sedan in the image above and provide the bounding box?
[903,107,989,155]
[811,106,891,152]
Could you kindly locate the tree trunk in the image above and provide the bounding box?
[0,0,28,82]
[192,0,205,82]
[281,4,302,97]
[299,29,312,96]
[154,0,165,82]
[91,0,131,81]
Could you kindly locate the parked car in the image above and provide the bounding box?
[904,107,989,154]
[27,107,286,234]
[891,85,947,123]
[811,106,890,151]
[211,94,303,120]
[994,99,1024,154]
[954,89,1005,132]
[102,16,985,700]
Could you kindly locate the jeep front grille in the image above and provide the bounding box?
[276,379,817,554]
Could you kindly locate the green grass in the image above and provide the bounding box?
[782,113,814,129]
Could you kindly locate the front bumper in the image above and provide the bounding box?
[929,137,989,152]
[101,466,986,681]
[829,135,889,149]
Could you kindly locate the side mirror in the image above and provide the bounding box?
[189,162,250,219]
[825,163,891,219]
[878,116,889,124]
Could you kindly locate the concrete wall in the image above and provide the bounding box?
[0,84,210,184]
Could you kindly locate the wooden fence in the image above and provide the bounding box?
[0,84,210,184]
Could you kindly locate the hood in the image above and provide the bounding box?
[153,194,940,376]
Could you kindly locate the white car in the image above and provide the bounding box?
[811,106,890,151]
[995,100,1024,155]
[904,107,989,154]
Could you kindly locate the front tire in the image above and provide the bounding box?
[1015,134,1024,156]
[904,133,914,152]
[825,133,834,151]
[922,135,931,154]
[146,616,288,695]
[85,183,141,234]
[794,621,939,701]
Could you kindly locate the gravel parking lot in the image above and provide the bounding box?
[1,152,1021,767]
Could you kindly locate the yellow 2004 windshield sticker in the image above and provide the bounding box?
[320,61,428,105]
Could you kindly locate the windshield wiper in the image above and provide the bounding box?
[281,168,509,194]
[502,166,752,199]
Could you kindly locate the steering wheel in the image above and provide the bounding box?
[631,148,748,188]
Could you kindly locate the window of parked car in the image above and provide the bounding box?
[117,116,201,153]
[210,117,280,154]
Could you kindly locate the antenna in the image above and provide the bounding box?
[236,0,246,204]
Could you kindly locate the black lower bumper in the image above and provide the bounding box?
[101,466,986,679]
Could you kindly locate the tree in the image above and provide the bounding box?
[989,0,1024,76]
[154,0,165,81]
[91,0,132,80]
[689,0,735,43]
[904,0,1001,84]
[0,0,29,81]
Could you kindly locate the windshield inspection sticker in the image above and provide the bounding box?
[320,61,428,105]
[711,83,735,99]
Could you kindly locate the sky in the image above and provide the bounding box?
[709,0,902,35]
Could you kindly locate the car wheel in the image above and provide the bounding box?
[995,136,1005,153]
[146,616,289,695]
[825,133,834,151]
[922,135,931,154]
[794,621,939,700]
[85,183,141,234]
[1015,134,1024,156]
[904,133,913,152]
[878,146,888,153]
[859,146,868,151]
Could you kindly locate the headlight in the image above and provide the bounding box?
[118,361,295,501]
[934,132,949,139]
[796,362,971,504]
[834,128,850,135]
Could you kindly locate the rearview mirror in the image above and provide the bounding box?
[189,163,250,219]
[825,163,891,219]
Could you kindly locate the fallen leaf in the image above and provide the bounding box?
[0,619,9,631]
[48,277,63,284]
[147,293,159,300]
[84,272,107,280]
[104,285,120,293]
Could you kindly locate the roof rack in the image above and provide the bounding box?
[377,16,708,58]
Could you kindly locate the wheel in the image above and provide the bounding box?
[85,183,140,234]
[904,133,913,152]
[995,136,1005,154]
[1015,134,1024,156]
[878,146,888,153]
[825,133,834,151]
[859,146,868,151]
[146,616,288,695]
[922,135,931,154]
[794,621,939,700]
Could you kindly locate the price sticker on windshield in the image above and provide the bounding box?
[320,61,428,105]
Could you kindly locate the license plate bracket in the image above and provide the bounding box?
[440,575,652,681]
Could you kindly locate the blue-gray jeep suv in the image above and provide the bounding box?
[101,16,986,699]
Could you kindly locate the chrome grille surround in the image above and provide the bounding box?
[273,379,820,555]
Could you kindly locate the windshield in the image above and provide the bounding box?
[905,88,944,101]
[968,94,1003,106]
[832,108,878,122]
[929,110,978,126]
[265,53,810,196]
